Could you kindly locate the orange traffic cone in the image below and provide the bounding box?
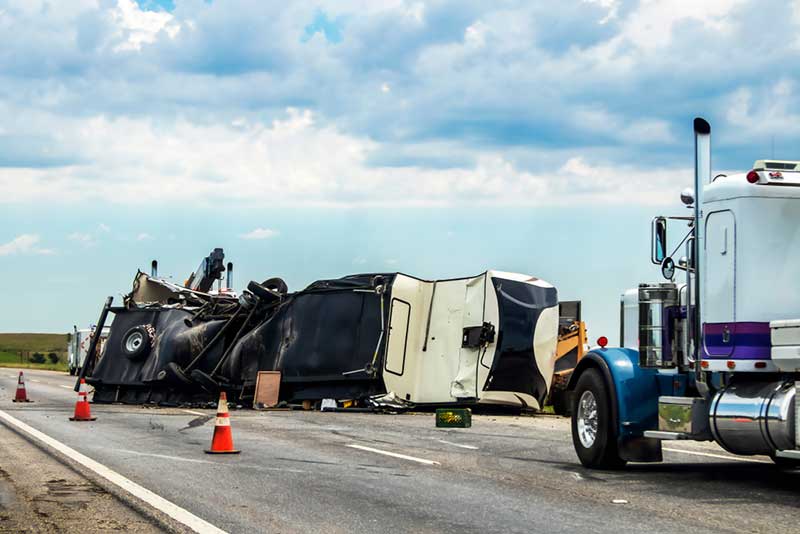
[69,379,96,421]
[12,371,32,403]
[205,392,240,454]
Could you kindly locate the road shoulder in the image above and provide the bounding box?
[0,423,165,533]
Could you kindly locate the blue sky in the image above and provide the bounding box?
[0,0,797,341]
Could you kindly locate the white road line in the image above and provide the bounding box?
[118,449,216,465]
[181,409,207,417]
[0,409,227,534]
[119,449,309,474]
[436,439,479,450]
[346,443,440,466]
[59,385,72,389]
[663,447,771,464]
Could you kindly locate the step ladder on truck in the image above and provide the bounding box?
[565,117,800,469]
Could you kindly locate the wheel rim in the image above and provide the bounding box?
[125,332,143,353]
[577,390,598,448]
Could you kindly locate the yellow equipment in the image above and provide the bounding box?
[547,301,587,415]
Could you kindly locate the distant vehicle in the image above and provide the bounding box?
[67,326,110,376]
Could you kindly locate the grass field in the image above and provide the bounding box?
[0,334,69,372]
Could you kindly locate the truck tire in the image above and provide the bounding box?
[571,368,626,469]
[262,277,288,295]
[247,281,281,304]
[120,326,151,360]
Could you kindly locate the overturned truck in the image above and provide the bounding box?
[85,252,560,409]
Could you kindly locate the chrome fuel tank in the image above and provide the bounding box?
[710,380,795,456]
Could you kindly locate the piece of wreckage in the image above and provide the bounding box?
[82,248,561,410]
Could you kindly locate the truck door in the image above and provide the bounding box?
[450,274,486,399]
[704,210,736,357]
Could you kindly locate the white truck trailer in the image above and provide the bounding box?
[566,118,800,468]
[68,325,110,376]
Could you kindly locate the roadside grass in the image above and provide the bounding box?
[0,351,67,372]
[0,332,69,373]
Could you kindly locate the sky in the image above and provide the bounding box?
[1,0,799,341]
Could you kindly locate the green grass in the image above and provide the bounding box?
[0,334,69,372]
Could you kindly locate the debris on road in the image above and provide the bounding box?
[435,408,472,428]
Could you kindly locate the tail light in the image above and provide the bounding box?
[746,170,759,183]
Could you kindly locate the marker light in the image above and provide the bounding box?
[597,336,608,348]
[701,360,709,369]
[755,361,767,369]
[746,170,760,183]
[727,360,736,370]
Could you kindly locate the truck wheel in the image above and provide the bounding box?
[262,277,289,295]
[571,368,626,469]
[247,281,281,304]
[120,326,151,360]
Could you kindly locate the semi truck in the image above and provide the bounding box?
[566,118,800,469]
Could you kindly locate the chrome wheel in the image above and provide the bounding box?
[577,390,598,448]
[125,331,144,353]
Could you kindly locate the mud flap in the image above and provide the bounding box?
[619,436,663,463]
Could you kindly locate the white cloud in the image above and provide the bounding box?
[617,0,747,51]
[0,108,688,207]
[111,0,180,52]
[0,0,793,211]
[0,234,54,256]
[98,223,111,233]
[583,0,619,25]
[385,258,398,265]
[136,232,153,241]
[240,228,280,240]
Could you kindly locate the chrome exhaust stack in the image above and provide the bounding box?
[693,118,711,395]
[226,262,234,290]
[151,260,158,278]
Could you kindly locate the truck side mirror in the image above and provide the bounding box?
[651,217,668,264]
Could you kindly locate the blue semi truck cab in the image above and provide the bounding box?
[567,118,800,469]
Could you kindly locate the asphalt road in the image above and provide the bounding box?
[0,368,798,534]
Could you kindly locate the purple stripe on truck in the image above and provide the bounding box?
[703,322,771,360]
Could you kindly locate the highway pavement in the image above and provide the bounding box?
[0,368,798,533]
